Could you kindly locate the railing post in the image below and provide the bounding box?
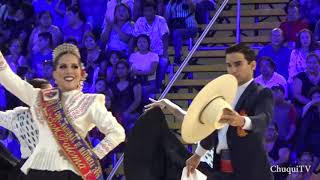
[236,0,241,43]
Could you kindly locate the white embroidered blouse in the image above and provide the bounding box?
[0,63,125,175]
[0,107,39,159]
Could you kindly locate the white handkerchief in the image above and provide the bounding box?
[181,166,207,180]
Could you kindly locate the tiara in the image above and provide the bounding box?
[53,43,81,62]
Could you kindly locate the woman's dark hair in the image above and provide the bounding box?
[136,34,151,50]
[295,29,317,50]
[114,3,131,23]
[67,5,86,22]
[38,10,52,20]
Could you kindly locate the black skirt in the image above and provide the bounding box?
[24,170,82,180]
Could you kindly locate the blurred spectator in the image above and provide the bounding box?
[265,122,290,180]
[134,2,169,89]
[29,32,53,78]
[300,0,320,29]
[62,5,91,47]
[255,56,288,97]
[106,50,121,83]
[0,127,21,159]
[271,85,297,144]
[129,34,159,102]
[194,0,215,24]
[81,32,106,84]
[101,3,134,57]
[4,38,28,73]
[279,4,309,48]
[133,0,164,20]
[165,0,197,64]
[28,11,62,52]
[292,52,320,115]
[102,0,134,28]
[256,28,292,79]
[79,0,106,31]
[288,29,316,84]
[110,60,142,134]
[295,88,320,161]
[32,0,66,27]
[286,152,313,180]
[42,60,55,85]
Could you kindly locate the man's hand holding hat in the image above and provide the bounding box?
[219,108,245,127]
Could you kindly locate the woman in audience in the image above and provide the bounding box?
[295,88,320,167]
[4,38,27,73]
[62,5,91,47]
[129,34,159,103]
[165,0,197,64]
[100,3,134,57]
[28,11,62,53]
[110,60,142,134]
[0,43,125,179]
[81,32,105,85]
[265,122,291,180]
[106,50,121,83]
[292,52,320,116]
[288,29,317,84]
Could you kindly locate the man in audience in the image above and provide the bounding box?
[134,2,169,90]
[271,85,296,144]
[29,32,53,78]
[255,56,288,97]
[256,28,291,79]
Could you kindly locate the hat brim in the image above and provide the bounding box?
[181,74,237,143]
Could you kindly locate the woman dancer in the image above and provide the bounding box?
[0,43,125,180]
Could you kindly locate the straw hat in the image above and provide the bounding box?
[181,74,237,143]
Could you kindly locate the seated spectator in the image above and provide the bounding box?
[165,0,197,64]
[110,60,142,134]
[292,52,320,115]
[129,34,159,102]
[4,38,27,73]
[28,11,62,52]
[271,85,296,144]
[255,56,288,97]
[42,60,55,85]
[32,0,71,27]
[295,88,320,161]
[279,4,309,49]
[288,29,317,84]
[62,5,91,47]
[286,152,314,180]
[29,32,53,78]
[103,0,134,27]
[134,2,169,89]
[256,28,292,79]
[193,0,215,24]
[264,123,290,180]
[100,3,134,57]
[81,32,106,84]
[106,50,121,83]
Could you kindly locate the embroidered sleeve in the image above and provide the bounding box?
[0,109,15,131]
[90,94,125,159]
[0,58,39,106]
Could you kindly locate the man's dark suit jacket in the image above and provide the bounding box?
[200,81,275,180]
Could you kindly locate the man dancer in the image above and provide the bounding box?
[147,43,274,180]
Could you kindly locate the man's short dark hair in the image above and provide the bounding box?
[143,1,157,10]
[28,78,50,89]
[225,43,256,63]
